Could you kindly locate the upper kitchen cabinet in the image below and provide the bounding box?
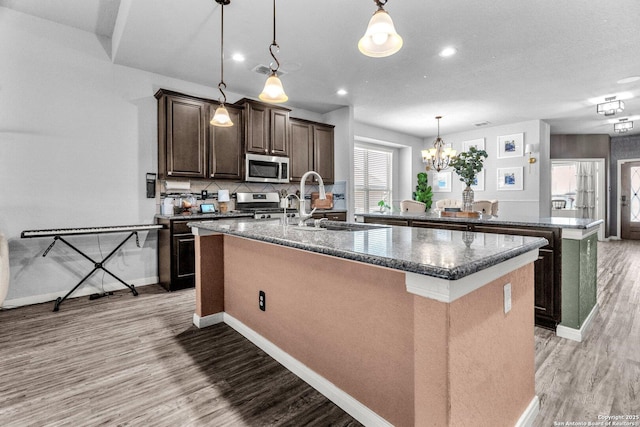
[236,98,290,156]
[156,89,208,179]
[156,89,243,180]
[289,118,335,184]
[209,104,243,180]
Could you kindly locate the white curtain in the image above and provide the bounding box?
[575,162,596,219]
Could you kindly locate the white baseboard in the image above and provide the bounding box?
[516,396,540,427]
[556,303,599,342]
[223,313,393,427]
[1,276,158,309]
[192,312,224,328]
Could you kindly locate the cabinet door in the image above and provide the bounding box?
[210,105,243,180]
[534,248,555,320]
[314,125,334,184]
[165,96,208,178]
[271,109,289,156]
[172,234,195,289]
[245,102,269,154]
[290,120,313,181]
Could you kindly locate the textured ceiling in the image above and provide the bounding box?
[2,0,640,138]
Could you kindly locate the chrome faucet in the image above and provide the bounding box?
[298,171,326,226]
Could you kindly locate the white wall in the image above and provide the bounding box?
[426,120,551,218]
[0,7,332,306]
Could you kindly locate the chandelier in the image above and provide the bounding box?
[421,116,456,172]
[597,96,625,116]
[614,118,633,134]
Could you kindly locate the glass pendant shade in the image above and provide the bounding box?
[210,104,233,127]
[614,120,633,133]
[597,98,625,116]
[259,72,288,103]
[358,9,403,58]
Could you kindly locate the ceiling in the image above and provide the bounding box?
[2,0,640,138]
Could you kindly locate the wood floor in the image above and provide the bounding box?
[0,240,638,426]
[533,239,640,426]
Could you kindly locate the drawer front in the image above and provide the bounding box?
[172,221,192,234]
[326,212,347,221]
[412,220,470,232]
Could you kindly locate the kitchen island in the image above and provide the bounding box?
[359,212,603,341]
[190,218,546,427]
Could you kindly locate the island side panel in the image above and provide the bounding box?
[194,234,224,318]
[448,264,535,427]
[223,236,415,427]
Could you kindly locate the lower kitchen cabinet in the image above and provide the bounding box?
[157,218,198,291]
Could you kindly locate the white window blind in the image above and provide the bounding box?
[354,145,392,213]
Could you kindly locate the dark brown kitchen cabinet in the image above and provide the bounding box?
[236,98,290,156]
[363,217,410,227]
[209,104,243,180]
[311,211,347,221]
[156,90,208,179]
[289,118,335,184]
[157,218,196,291]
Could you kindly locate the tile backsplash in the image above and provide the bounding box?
[158,179,346,213]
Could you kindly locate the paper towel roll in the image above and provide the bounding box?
[165,180,191,192]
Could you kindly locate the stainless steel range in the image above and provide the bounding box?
[236,192,298,220]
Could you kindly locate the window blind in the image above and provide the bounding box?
[354,146,392,213]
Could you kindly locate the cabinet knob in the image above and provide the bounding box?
[210,173,215,177]
[264,149,268,153]
[168,171,172,176]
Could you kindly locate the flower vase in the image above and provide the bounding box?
[462,185,474,212]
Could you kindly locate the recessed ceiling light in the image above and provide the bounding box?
[337,89,348,96]
[439,47,457,57]
[231,53,245,62]
[617,76,640,84]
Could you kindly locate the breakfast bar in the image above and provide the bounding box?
[190,218,546,427]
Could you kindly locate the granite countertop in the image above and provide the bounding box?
[189,219,547,281]
[359,211,603,230]
[155,211,254,221]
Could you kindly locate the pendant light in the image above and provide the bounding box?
[259,0,288,103]
[596,96,625,117]
[421,116,456,172]
[358,0,403,58]
[210,0,233,127]
[614,118,633,133]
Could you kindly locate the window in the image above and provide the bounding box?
[354,145,392,213]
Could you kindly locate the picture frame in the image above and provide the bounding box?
[432,171,452,192]
[497,133,524,158]
[462,138,485,152]
[497,167,523,191]
[470,170,485,191]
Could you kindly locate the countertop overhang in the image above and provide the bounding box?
[358,211,604,230]
[189,218,547,282]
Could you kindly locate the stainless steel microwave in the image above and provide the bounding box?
[245,153,290,183]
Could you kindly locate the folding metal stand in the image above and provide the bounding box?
[43,232,140,312]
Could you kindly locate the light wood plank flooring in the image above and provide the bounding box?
[1,240,638,426]
[533,239,640,426]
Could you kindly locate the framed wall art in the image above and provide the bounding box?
[497,133,524,158]
[432,171,452,192]
[463,138,485,152]
[497,167,523,191]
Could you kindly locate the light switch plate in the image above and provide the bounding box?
[504,283,512,314]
